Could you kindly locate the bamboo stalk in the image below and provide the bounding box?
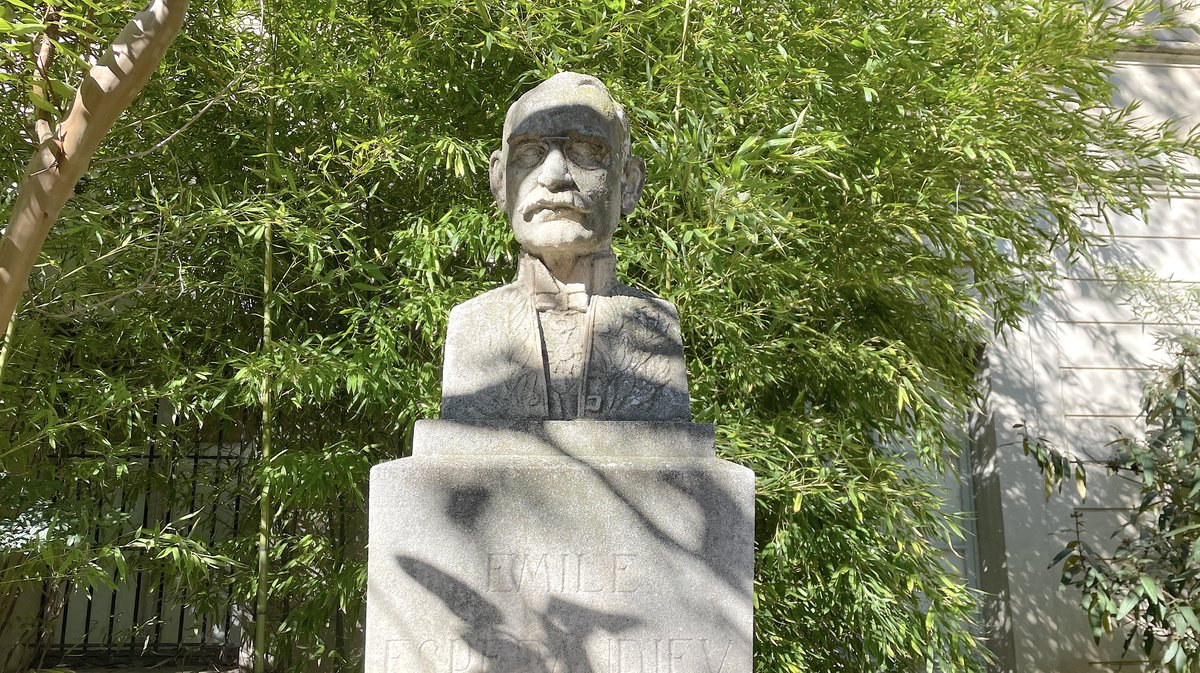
[254,1,278,668]
[254,218,273,673]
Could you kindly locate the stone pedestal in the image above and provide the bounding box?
[364,420,754,673]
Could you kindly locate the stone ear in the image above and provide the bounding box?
[621,155,646,216]
[489,149,505,211]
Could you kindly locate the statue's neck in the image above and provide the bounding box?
[518,249,616,297]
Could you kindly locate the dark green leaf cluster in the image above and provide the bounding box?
[2,0,1197,671]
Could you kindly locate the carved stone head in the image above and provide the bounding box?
[489,72,647,260]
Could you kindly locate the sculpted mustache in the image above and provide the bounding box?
[520,193,594,217]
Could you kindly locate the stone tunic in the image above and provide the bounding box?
[530,252,601,420]
[441,250,691,421]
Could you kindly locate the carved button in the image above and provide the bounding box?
[585,395,602,412]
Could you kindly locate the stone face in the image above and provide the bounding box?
[364,422,754,673]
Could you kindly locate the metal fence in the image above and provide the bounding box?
[42,422,251,669]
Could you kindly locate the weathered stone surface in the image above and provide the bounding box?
[364,426,754,673]
[442,72,690,422]
[412,419,715,458]
[441,255,691,422]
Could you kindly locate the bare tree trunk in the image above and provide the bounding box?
[0,0,191,337]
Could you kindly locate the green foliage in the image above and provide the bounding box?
[2,0,1198,671]
[1026,347,1200,673]
[1025,272,1200,673]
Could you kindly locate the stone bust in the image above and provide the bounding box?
[440,72,690,421]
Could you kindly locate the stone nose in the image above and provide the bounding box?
[536,145,575,191]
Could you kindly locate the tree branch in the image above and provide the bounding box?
[31,11,59,144]
[0,0,191,337]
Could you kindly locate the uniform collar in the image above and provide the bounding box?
[517,250,617,312]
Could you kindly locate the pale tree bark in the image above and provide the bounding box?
[0,0,192,339]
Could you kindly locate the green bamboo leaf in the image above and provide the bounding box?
[1165,522,1200,538]
[28,89,56,114]
[2,20,45,35]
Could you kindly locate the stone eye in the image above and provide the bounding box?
[566,140,608,169]
[511,142,546,168]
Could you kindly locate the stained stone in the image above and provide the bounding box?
[364,421,754,673]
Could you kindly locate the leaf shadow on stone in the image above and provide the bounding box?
[543,437,754,602]
[522,434,754,646]
[445,484,491,530]
[442,282,691,422]
[394,554,643,672]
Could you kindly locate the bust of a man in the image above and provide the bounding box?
[440,72,690,421]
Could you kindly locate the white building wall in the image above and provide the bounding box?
[982,49,1200,673]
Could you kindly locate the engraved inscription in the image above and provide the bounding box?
[609,638,732,673]
[384,637,734,673]
[386,637,555,673]
[485,552,639,594]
